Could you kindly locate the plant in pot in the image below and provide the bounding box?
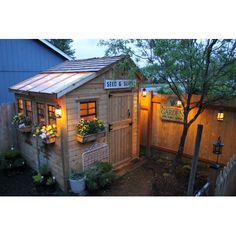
[33,124,57,144]
[32,164,56,194]
[76,118,105,144]
[12,113,32,133]
[69,170,86,194]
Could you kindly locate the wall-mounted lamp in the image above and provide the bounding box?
[142,88,147,97]
[217,109,224,122]
[176,100,182,107]
[55,104,62,118]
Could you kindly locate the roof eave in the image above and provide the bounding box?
[38,39,73,61]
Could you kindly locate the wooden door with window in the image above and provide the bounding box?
[108,92,133,166]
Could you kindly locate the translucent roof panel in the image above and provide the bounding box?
[10,72,94,97]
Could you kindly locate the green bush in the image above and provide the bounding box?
[2,150,21,160]
[85,162,115,192]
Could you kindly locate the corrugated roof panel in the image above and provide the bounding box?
[42,73,93,94]
[28,73,77,93]
[23,73,62,91]
[10,73,48,90]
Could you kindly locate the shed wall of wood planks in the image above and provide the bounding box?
[140,94,236,165]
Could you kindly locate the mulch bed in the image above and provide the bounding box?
[0,166,63,196]
[0,152,210,196]
[95,155,209,196]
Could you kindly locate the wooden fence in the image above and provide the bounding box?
[0,103,17,152]
[215,153,236,196]
[140,93,236,164]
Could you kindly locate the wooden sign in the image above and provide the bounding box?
[104,80,136,89]
[160,106,184,123]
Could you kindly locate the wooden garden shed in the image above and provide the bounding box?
[9,55,141,191]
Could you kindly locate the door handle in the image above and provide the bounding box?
[128,109,131,118]
[109,124,113,132]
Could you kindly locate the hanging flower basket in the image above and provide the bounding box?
[76,131,105,144]
[43,135,56,145]
[33,124,57,145]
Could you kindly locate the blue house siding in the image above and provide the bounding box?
[0,39,67,103]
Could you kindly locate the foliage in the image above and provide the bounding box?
[100,39,236,163]
[0,149,25,172]
[33,164,56,187]
[12,113,32,127]
[2,149,21,160]
[39,164,50,176]
[33,173,43,185]
[85,162,115,192]
[47,39,75,58]
[76,118,105,136]
[33,124,57,140]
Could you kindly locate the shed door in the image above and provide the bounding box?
[108,92,133,166]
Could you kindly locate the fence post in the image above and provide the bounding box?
[187,124,203,196]
[146,91,153,158]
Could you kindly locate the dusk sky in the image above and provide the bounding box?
[72,39,107,59]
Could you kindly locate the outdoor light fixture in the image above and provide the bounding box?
[176,100,182,107]
[142,88,147,97]
[217,109,224,121]
[212,136,224,168]
[55,105,62,118]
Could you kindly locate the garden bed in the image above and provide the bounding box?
[0,150,210,196]
[0,165,63,196]
[94,151,209,196]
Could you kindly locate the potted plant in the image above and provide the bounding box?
[69,171,86,194]
[76,118,105,144]
[33,124,57,144]
[32,164,56,194]
[12,113,32,133]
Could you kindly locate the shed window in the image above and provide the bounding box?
[25,100,32,120]
[48,105,56,125]
[17,99,24,114]
[80,101,96,120]
[37,103,46,124]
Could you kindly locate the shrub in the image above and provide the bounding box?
[85,161,115,192]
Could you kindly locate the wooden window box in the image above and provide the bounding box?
[76,131,105,144]
[18,126,32,133]
[43,136,56,145]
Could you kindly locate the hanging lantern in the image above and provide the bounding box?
[176,100,182,107]
[217,109,224,121]
[142,88,147,97]
[55,104,62,118]
[213,136,224,155]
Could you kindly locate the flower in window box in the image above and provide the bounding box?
[76,118,105,143]
[12,113,32,133]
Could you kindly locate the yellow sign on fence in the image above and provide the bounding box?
[160,106,184,123]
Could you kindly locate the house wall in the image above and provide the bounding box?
[65,69,140,173]
[0,39,67,103]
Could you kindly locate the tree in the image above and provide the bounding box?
[48,39,75,58]
[99,39,236,165]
